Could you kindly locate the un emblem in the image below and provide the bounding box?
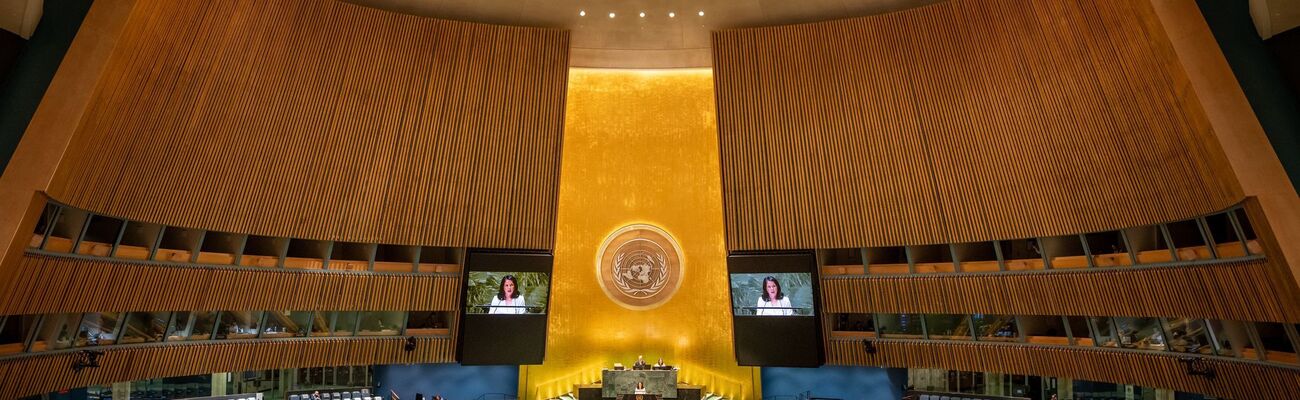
[596,224,683,310]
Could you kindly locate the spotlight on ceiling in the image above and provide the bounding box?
[639,12,645,18]
[579,10,585,16]
[609,12,616,18]
[668,12,675,18]
[698,11,705,16]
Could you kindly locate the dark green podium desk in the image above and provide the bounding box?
[601,369,678,398]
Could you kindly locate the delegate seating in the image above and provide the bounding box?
[821,240,1259,276]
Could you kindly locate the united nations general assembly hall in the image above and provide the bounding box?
[0,0,1298,399]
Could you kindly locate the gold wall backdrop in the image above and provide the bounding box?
[524,69,757,400]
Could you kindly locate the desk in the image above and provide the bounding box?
[602,369,677,398]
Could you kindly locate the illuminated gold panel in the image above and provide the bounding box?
[523,69,757,400]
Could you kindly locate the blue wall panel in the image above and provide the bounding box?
[373,363,518,400]
[761,366,906,400]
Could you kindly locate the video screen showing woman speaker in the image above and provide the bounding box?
[729,273,814,316]
[465,272,551,314]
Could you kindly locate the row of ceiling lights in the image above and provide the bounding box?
[579,10,704,18]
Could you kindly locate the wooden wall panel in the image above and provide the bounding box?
[46,0,569,250]
[821,260,1300,322]
[827,338,1300,399]
[0,336,454,399]
[0,255,461,314]
[712,0,1241,250]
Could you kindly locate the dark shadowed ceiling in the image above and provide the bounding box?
[345,0,945,68]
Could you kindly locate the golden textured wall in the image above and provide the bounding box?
[524,69,757,400]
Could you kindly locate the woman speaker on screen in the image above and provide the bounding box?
[490,275,527,314]
[755,276,793,316]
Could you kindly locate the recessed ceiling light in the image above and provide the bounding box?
[698,11,705,16]
[579,10,585,16]
[639,12,645,18]
[609,12,616,18]
[668,12,675,18]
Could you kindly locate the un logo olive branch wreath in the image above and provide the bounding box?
[612,249,669,299]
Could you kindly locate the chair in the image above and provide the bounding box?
[353,392,363,399]
[290,395,301,400]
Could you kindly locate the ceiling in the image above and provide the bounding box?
[1251,0,1300,39]
[0,0,41,39]
[344,0,944,68]
[6,0,1297,68]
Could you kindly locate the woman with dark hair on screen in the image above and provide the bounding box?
[489,275,527,314]
[755,276,793,316]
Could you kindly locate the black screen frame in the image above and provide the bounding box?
[457,249,553,365]
[727,251,824,367]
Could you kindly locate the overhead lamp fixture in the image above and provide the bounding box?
[579,10,585,16]
[639,12,646,18]
[668,12,675,18]
[698,11,705,16]
[609,12,616,18]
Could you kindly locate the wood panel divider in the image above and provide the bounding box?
[713,0,1241,251]
[1,255,461,314]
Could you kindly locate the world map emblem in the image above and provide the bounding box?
[596,224,684,310]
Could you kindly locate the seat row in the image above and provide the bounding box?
[289,390,380,400]
[29,201,462,274]
[820,204,1263,276]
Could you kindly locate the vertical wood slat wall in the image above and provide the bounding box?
[0,255,462,314]
[0,337,455,398]
[46,0,570,250]
[820,259,1300,322]
[712,0,1241,251]
[825,339,1300,399]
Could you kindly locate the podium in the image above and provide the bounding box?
[618,395,660,400]
[602,369,677,398]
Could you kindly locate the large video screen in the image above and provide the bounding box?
[465,271,550,314]
[459,250,552,365]
[728,252,823,367]
[729,273,814,316]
